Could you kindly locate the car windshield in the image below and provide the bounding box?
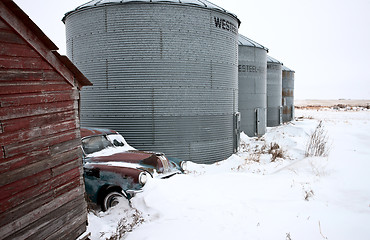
[82,135,114,155]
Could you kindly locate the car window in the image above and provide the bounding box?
[82,135,114,155]
[107,134,126,147]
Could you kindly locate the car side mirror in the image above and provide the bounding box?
[85,168,100,178]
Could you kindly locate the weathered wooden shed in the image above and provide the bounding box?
[0,0,92,239]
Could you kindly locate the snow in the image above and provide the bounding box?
[86,108,370,240]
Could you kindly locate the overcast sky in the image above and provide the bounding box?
[13,0,370,100]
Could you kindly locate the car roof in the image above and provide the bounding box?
[80,127,118,138]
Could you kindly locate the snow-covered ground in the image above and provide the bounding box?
[87,108,370,240]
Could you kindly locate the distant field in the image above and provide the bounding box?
[295,99,370,107]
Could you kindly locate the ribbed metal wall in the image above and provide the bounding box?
[238,34,268,137]
[64,1,239,164]
[266,55,283,127]
[282,65,295,123]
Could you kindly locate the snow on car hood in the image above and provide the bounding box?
[84,161,143,170]
[86,145,136,158]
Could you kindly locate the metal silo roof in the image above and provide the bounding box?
[282,65,295,72]
[238,34,268,51]
[64,0,240,25]
[267,55,283,65]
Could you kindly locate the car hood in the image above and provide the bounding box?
[86,151,154,163]
[85,150,170,173]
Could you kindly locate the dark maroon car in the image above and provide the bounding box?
[81,127,187,211]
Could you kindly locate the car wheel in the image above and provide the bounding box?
[102,191,130,211]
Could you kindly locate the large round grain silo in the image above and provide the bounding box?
[63,0,240,164]
[238,34,268,137]
[282,65,295,123]
[266,55,283,127]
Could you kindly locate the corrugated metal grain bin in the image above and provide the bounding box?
[63,0,240,164]
[266,55,283,127]
[238,34,268,137]
[282,65,295,122]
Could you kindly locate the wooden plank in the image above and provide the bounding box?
[15,198,86,240]
[51,158,83,178]
[0,100,77,120]
[0,19,10,30]
[0,30,26,45]
[0,69,64,81]
[3,128,79,158]
[0,119,78,146]
[0,56,53,70]
[0,188,54,228]
[0,81,69,94]
[0,186,84,238]
[0,146,81,186]
[0,169,52,201]
[53,175,84,199]
[0,176,82,228]
[0,90,78,107]
[0,148,50,175]
[0,168,81,213]
[0,1,75,87]
[1,110,78,133]
[46,218,88,240]
[0,42,39,57]
[49,138,81,156]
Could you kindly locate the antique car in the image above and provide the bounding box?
[80,127,187,211]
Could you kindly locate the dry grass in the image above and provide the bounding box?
[305,121,330,157]
[267,143,285,162]
[106,208,145,240]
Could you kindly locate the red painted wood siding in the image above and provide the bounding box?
[0,12,87,240]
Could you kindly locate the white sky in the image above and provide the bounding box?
[12,0,370,100]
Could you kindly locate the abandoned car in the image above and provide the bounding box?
[80,127,187,210]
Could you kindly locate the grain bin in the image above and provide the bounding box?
[282,65,295,122]
[266,55,283,127]
[238,34,268,137]
[63,0,240,164]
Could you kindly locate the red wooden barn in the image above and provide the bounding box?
[0,0,92,239]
